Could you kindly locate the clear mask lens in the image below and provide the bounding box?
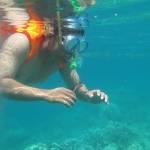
[61,15,88,54]
[63,35,79,53]
[63,35,88,54]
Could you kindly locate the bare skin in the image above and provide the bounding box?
[0,0,108,107]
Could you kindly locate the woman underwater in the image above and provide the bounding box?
[0,0,108,106]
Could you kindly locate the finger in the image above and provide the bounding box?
[64,92,77,101]
[89,90,101,97]
[87,90,100,99]
[86,91,94,98]
[100,92,106,101]
[62,100,72,107]
[100,92,104,100]
[65,97,75,105]
[99,92,109,104]
[89,89,98,94]
[104,94,109,104]
[93,90,101,96]
[61,89,76,99]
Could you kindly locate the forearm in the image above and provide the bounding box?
[72,82,89,100]
[0,78,47,101]
[60,68,89,99]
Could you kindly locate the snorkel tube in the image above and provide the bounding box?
[56,0,78,69]
[56,0,88,69]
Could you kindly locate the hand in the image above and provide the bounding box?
[44,88,76,107]
[84,89,109,104]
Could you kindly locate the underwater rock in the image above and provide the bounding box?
[24,121,144,150]
[78,121,141,150]
[99,121,138,149]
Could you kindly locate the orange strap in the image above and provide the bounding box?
[16,7,45,60]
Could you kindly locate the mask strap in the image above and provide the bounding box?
[56,0,62,45]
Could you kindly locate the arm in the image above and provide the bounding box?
[0,33,46,101]
[59,65,108,103]
[59,66,87,98]
[0,33,75,106]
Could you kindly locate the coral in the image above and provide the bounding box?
[81,121,139,149]
[24,143,48,150]
[99,121,138,149]
[24,121,147,150]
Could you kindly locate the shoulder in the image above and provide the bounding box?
[0,33,30,72]
[1,33,30,58]
[0,33,30,78]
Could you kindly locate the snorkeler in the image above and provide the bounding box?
[0,0,108,106]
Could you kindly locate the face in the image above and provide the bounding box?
[45,34,71,59]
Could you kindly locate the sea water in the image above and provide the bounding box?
[0,0,150,150]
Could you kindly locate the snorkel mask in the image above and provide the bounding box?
[61,16,88,55]
[55,0,88,69]
[55,0,88,55]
